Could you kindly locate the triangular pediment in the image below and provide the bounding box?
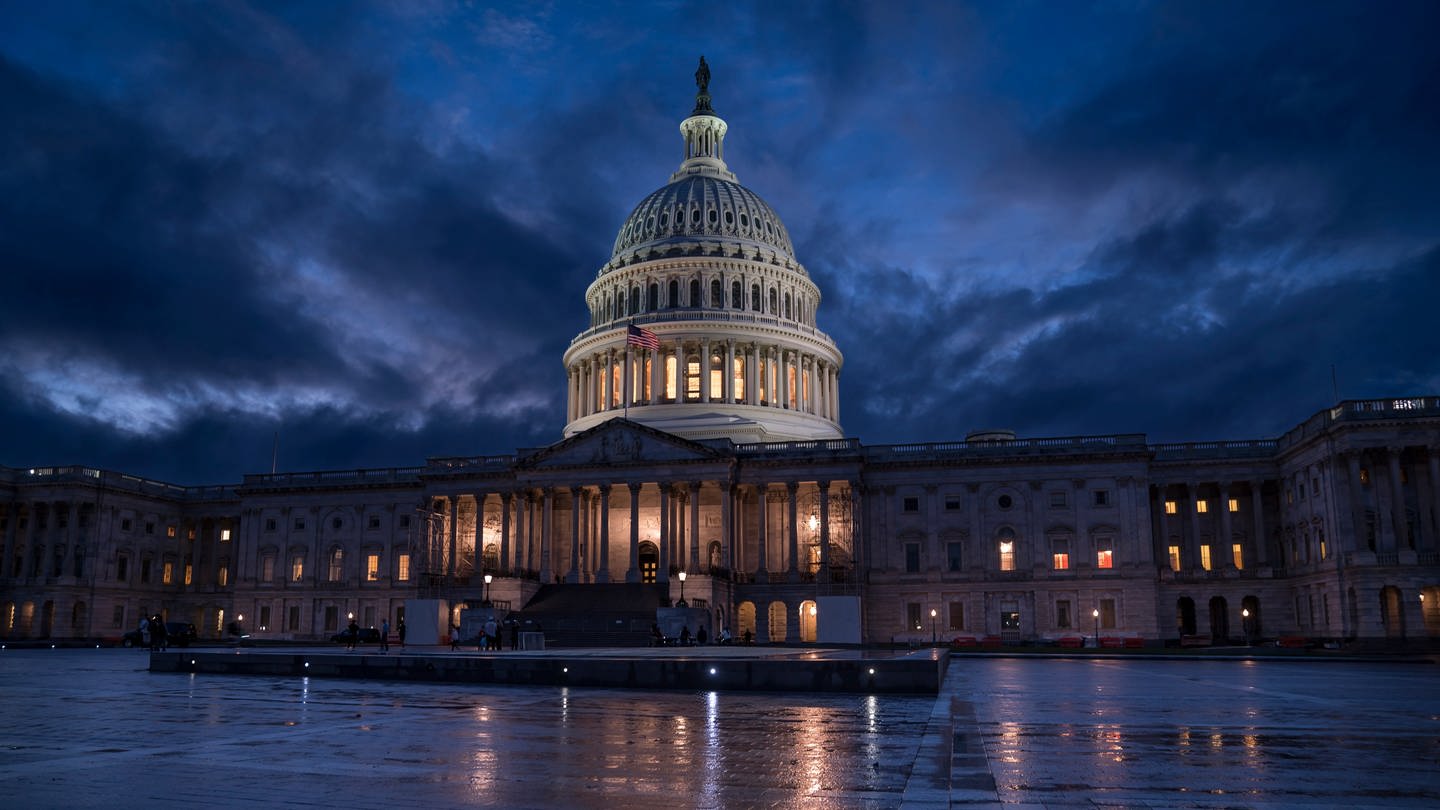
[518,419,731,469]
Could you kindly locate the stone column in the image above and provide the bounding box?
[786,481,800,582]
[720,484,733,573]
[850,482,863,572]
[627,482,641,583]
[602,349,613,412]
[0,503,17,581]
[500,492,512,575]
[658,485,671,583]
[518,491,531,573]
[755,484,769,577]
[597,485,612,582]
[622,346,635,408]
[472,493,486,575]
[568,486,582,583]
[779,350,790,409]
[700,339,712,403]
[818,481,831,580]
[1387,448,1408,550]
[61,501,80,580]
[688,481,702,571]
[1250,481,1268,565]
[1219,482,1235,568]
[725,340,736,404]
[829,366,840,421]
[540,488,554,583]
[651,346,662,405]
[748,343,760,405]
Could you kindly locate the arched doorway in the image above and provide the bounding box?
[40,600,54,638]
[639,542,659,584]
[737,601,756,639]
[1241,595,1262,640]
[768,601,788,643]
[1380,586,1405,638]
[799,600,817,642]
[1208,596,1229,642]
[1176,597,1197,636]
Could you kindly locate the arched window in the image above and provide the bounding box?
[732,281,742,309]
[710,350,724,400]
[997,528,1016,571]
[689,279,701,308]
[711,279,723,308]
[685,354,701,401]
[629,286,640,314]
[328,548,344,582]
[731,355,746,402]
[751,284,761,311]
[768,288,777,314]
[669,280,680,309]
[784,292,792,319]
[647,283,659,311]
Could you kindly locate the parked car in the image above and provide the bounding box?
[331,627,382,644]
[121,621,198,648]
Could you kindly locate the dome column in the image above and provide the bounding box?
[596,485,612,582]
[725,340,736,404]
[700,339,712,403]
[748,343,760,406]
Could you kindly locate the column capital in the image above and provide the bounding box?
[598,483,613,495]
[786,480,799,494]
[628,481,643,495]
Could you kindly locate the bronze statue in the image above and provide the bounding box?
[695,56,710,94]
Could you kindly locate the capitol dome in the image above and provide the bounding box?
[563,58,844,445]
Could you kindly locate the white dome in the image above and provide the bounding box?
[609,175,797,266]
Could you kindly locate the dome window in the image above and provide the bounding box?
[725,210,734,226]
[740,213,749,228]
[660,212,669,228]
[707,209,718,226]
[646,216,655,231]
[691,208,701,225]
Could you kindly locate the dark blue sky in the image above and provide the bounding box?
[2,1,1437,484]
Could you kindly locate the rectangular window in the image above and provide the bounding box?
[288,605,300,632]
[366,554,380,582]
[324,605,338,632]
[294,517,306,530]
[1200,545,1212,571]
[944,497,961,511]
[904,543,920,573]
[948,601,965,631]
[184,563,193,585]
[220,528,231,541]
[145,522,155,534]
[1096,538,1114,569]
[397,553,411,582]
[1196,500,1209,513]
[1052,548,1070,571]
[217,566,229,587]
[1232,543,1244,570]
[1167,545,1181,571]
[140,559,151,584]
[685,359,700,400]
[187,527,196,540]
[1093,490,1110,507]
[1319,539,1327,560]
[265,518,277,532]
[902,497,919,513]
[1297,485,1305,501]
[945,542,963,572]
[368,516,380,529]
[167,525,177,538]
[1164,501,1177,515]
[261,554,276,582]
[399,515,410,529]
[259,605,271,631]
[999,540,1015,571]
[1049,491,1066,508]
[1056,599,1072,629]
[1099,598,1117,629]
[121,518,132,532]
[162,561,174,585]
[291,556,304,582]
[731,356,745,402]
[1311,478,1320,495]
[906,603,922,632]
[1228,498,1239,512]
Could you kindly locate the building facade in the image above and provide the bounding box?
[4,65,1439,646]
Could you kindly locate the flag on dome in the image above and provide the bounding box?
[626,323,660,350]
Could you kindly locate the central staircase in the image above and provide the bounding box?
[510,583,667,647]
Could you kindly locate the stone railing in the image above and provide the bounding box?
[3,465,238,501]
[572,309,835,345]
[242,466,426,489]
[867,434,1147,462]
[1279,396,1440,450]
[1150,439,1278,461]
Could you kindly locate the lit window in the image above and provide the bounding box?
[291,556,304,582]
[167,525,176,538]
[1167,545,1181,571]
[1231,543,1244,570]
[261,554,275,582]
[1096,538,1114,569]
[665,355,677,400]
[711,354,724,401]
[1052,551,1070,570]
[187,527,196,540]
[1319,539,1327,560]
[162,562,174,585]
[1164,501,1177,515]
[217,565,229,587]
[1228,498,1239,512]
[731,356,745,401]
[999,540,1015,571]
[397,553,411,582]
[220,528,231,541]
[328,549,344,582]
[184,563,192,585]
[1197,500,1209,514]
[366,554,380,582]
[1200,545,1212,571]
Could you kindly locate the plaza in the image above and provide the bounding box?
[1,648,1436,808]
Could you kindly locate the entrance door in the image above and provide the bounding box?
[1000,600,1021,643]
[639,542,658,584]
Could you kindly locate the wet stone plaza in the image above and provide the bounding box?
[0,649,1436,808]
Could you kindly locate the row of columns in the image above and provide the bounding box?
[567,340,839,423]
[1152,480,1270,572]
[1339,448,1440,554]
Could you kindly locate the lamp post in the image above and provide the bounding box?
[677,570,687,607]
[930,608,937,645]
[1092,608,1100,647]
[1242,607,1251,647]
[483,573,493,607]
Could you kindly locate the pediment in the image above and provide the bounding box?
[518,419,730,469]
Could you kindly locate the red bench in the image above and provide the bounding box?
[1057,636,1084,648]
[1099,636,1125,648]
[1123,637,1145,648]
[980,635,1002,648]
[950,635,977,647]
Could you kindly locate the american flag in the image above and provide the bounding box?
[626,323,660,350]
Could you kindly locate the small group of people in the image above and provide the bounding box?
[138,615,167,651]
[652,622,724,646]
[455,616,522,651]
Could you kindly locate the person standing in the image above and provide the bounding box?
[398,619,407,650]
[379,619,390,653]
[152,617,168,652]
[483,616,498,651]
[450,624,462,651]
[346,618,359,651]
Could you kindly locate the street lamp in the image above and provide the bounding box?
[677,570,687,607]
[1092,608,1100,646]
[1242,607,1251,646]
[930,608,937,645]
[483,573,493,606]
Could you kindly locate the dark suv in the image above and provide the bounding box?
[331,627,382,644]
[121,621,198,648]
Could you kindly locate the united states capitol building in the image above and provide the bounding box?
[4,64,1438,647]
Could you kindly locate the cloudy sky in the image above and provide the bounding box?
[3,1,1437,484]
